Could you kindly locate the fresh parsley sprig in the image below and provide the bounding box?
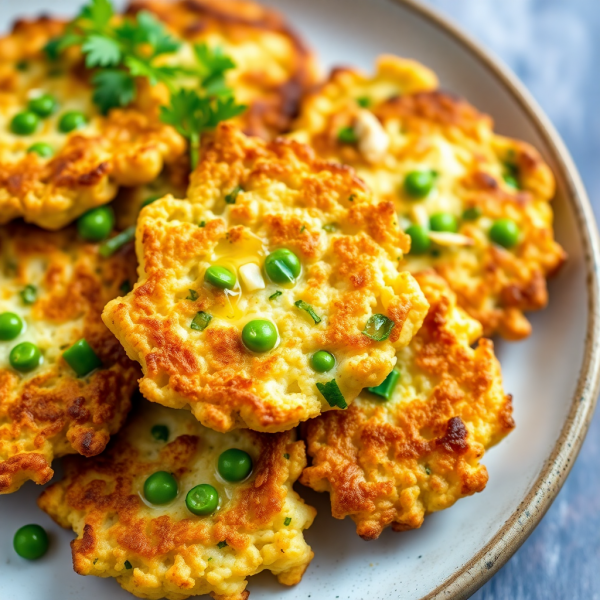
[48,0,246,168]
[160,90,246,168]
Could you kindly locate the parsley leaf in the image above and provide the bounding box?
[217,541,227,549]
[160,90,245,167]
[316,379,347,409]
[92,69,136,114]
[186,289,199,301]
[82,34,121,67]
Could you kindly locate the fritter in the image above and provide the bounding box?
[0,0,317,230]
[38,401,316,600]
[301,271,515,540]
[0,222,139,494]
[291,55,566,339]
[0,16,185,230]
[102,124,430,433]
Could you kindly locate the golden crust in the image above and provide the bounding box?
[291,55,566,340]
[39,401,316,600]
[0,0,318,230]
[0,223,140,494]
[102,124,429,433]
[301,271,515,540]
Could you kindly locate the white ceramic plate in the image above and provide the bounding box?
[1,1,599,599]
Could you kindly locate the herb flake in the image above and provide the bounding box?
[362,314,395,342]
[186,289,199,301]
[225,185,242,204]
[124,560,132,570]
[316,379,347,409]
[294,300,321,324]
[284,517,292,526]
[191,311,212,331]
[20,284,37,305]
[269,291,282,301]
[217,541,227,549]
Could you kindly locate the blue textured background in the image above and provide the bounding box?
[423,1,600,598]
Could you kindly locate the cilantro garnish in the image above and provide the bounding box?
[50,0,246,167]
[186,289,198,301]
[160,89,245,168]
[316,379,348,409]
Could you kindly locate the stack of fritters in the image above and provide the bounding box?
[0,2,564,599]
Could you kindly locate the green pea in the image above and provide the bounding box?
[62,339,102,377]
[218,448,252,482]
[462,206,482,221]
[404,170,436,199]
[58,110,87,133]
[405,224,431,255]
[77,206,115,242]
[264,249,301,284]
[490,218,520,249]
[241,319,278,353]
[204,265,236,290]
[13,524,49,560]
[311,350,335,373]
[144,471,178,505]
[429,212,458,233]
[0,312,24,341]
[10,111,39,135]
[27,142,54,158]
[28,94,57,118]
[151,425,169,442]
[186,484,219,516]
[9,342,42,372]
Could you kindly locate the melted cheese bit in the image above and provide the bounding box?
[428,232,475,247]
[239,263,265,292]
[354,109,389,164]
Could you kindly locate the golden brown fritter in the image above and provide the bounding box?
[102,124,430,433]
[291,55,566,340]
[0,0,318,230]
[301,271,514,540]
[0,223,140,494]
[0,16,185,230]
[39,402,316,600]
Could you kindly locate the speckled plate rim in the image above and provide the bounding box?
[386,1,600,598]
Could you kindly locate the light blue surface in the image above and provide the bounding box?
[424,1,600,598]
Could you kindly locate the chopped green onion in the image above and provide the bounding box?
[316,379,347,409]
[20,284,37,305]
[367,369,400,400]
[199,221,206,227]
[322,224,337,233]
[284,517,292,526]
[348,194,356,202]
[99,226,135,257]
[225,185,242,204]
[124,561,132,569]
[186,289,199,301]
[362,314,395,342]
[294,300,321,324]
[356,96,370,108]
[63,338,102,377]
[191,311,212,331]
[217,541,227,549]
[269,291,282,300]
[283,453,290,459]
[300,225,306,233]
